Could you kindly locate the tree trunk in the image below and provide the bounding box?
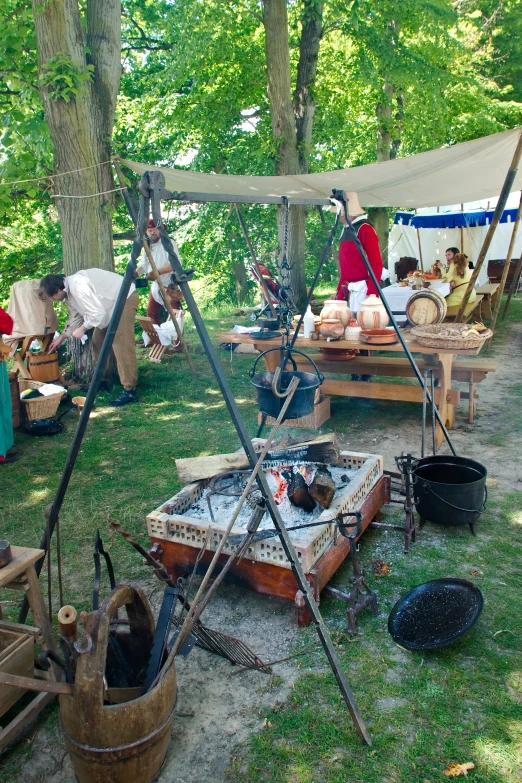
[263,0,323,310]
[31,0,121,377]
[370,79,404,265]
[232,259,249,305]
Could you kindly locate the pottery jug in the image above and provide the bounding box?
[319,319,345,339]
[320,299,351,327]
[356,295,389,330]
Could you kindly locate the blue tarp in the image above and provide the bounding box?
[394,208,519,229]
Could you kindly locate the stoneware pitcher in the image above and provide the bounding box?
[356,294,389,330]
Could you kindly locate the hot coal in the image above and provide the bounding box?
[183,463,357,532]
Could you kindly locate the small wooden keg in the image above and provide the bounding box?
[406,289,447,327]
[26,351,60,384]
[8,371,21,429]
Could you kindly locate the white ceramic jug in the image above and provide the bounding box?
[356,295,389,330]
[320,299,351,327]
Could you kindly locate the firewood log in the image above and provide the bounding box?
[309,467,336,509]
[286,471,315,512]
[175,433,339,483]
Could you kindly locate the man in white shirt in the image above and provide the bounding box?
[136,219,183,325]
[41,269,139,406]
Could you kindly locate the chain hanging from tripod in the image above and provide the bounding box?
[276,197,295,338]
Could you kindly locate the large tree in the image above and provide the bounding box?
[30,0,121,276]
[263,0,324,308]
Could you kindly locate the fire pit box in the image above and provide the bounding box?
[147,451,383,572]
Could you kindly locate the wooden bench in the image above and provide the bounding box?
[293,354,496,423]
[475,283,500,319]
[445,294,484,323]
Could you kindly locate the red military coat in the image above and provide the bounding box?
[0,306,13,335]
[336,223,383,299]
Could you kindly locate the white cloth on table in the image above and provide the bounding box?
[138,238,180,306]
[142,313,184,347]
[381,281,451,323]
[63,269,135,336]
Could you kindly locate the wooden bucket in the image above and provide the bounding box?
[406,289,447,327]
[60,584,177,783]
[8,372,21,429]
[26,352,60,384]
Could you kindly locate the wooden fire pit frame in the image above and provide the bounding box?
[150,474,390,627]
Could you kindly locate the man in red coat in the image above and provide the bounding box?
[0,306,17,464]
[335,216,383,300]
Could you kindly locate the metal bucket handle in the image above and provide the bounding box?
[417,481,488,514]
[249,347,325,385]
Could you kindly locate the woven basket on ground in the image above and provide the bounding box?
[18,379,65,421]
[411,324,493,350]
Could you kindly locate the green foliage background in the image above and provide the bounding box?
[1,0,522,307]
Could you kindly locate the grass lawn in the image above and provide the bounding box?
[0,297,521,782]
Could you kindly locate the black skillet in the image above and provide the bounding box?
[388,578,483,651]
[24,405,74,436]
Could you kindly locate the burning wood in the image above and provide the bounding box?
[285,470,316,512]
[309,467,336,509]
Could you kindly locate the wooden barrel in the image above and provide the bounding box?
[60,584,177,783]
[406,289,447,326]
[8,371,21,429]
[26,352,60,384]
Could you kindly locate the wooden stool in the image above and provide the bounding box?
[0,546,57,751]
[136,316,168,363]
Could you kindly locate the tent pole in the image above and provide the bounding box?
[486,192,522,343]
[502,249,522,319]
[455,130,522,322]
[234,206,278,318]
[143,171,371,745]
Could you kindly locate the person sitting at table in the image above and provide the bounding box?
[435,252,477,308]
[335,215,383,304]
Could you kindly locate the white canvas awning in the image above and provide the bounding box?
[120,127,522,209]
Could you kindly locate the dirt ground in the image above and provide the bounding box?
[7,320,522,783]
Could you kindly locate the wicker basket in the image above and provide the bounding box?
[18,379,65,421]
[411,324,493,350]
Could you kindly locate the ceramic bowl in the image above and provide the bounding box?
[319,347,358,361]
[360,328,398,345]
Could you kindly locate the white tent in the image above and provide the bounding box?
[120,127,522,208]
[389,191,522,284]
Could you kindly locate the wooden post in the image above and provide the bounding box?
[416,230,424,272]
[113,159,196,375]
[414,210,424,272]
[455,130,522,322]
[234,206,278,318]
[502,248,522,319]
[487,191,522,341]
[460,204,464,252]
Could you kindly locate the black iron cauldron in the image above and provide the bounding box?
[413,455,487,527]
[249,348,324,420]
[388,578,483,651]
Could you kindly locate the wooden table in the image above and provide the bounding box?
[218,330,483,447]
